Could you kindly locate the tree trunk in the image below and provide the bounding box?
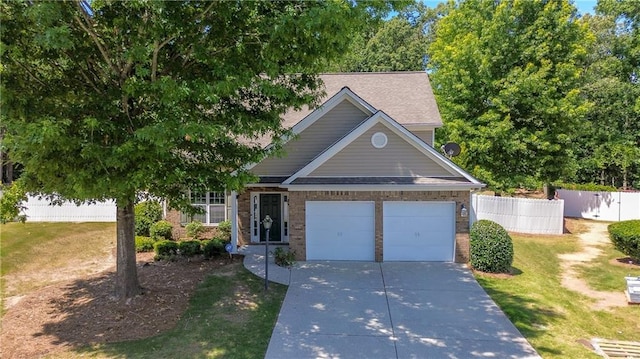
[116,199,142,299]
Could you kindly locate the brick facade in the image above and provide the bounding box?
[165,209,223,240]
[236,189,471,263]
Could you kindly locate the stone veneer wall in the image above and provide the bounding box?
[287,190,471,263]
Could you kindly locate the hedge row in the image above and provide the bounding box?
[556,183,618,192]
[608,220,640,260]
[153,238,230,260]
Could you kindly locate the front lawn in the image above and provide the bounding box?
[0,222,116,312]
[476,221,640,358]
[1,222,285,358]
[68,263,286,359]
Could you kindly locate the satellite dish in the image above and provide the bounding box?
[443,142,461,158]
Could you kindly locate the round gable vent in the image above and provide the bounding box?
[371,132,388,149]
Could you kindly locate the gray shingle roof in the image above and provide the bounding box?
[282,72,441,129]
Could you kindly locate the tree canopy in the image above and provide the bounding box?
[427,0,591,191]
[573,1,640,189]
[1,0,402,298]
[327,2,447,72]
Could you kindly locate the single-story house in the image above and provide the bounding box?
[166,72,484,262]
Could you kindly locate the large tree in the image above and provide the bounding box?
[328,2,448,72]
[1,0,399,299]
[572,1,640,189]
[427,0,591,191]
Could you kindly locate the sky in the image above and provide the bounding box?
[421,0,598,15]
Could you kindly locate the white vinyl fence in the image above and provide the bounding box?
[471,194,564,235]
[557,189,640,222]
[20,195,116,222]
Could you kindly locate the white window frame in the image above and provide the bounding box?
[181,190,227,226]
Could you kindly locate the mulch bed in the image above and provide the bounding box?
[0,253,239,359]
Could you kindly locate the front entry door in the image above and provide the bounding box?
[260,193,281,242]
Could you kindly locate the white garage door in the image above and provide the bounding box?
[306,201,375,261]
[383,201,455,261]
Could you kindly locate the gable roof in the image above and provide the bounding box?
[282,72,442,129]
[282,111,483,190]
[245,87,374,172]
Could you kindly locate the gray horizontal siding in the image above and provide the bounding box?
[412,129,434,146]
[251,100,369,176]
[309,123,454,177]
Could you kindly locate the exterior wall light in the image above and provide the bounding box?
[460,204,468,218]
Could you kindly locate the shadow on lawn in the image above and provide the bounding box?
[476,278,565,357]
[35,263,286,359]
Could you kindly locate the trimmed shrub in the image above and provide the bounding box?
[135,236,156,252]
[154,240,178,260]
[273,247,295,268]
[185,220,206,239]
[178,240,202,257]
[150,220,173,240]
[203,237,227,259]
[217,220,232,240]
[608,220,640,260]
[470,220,514,273]
[134,201,162,236]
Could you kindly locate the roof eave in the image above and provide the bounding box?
[280,183,486,191]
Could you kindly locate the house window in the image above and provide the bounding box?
[181,191,226,225]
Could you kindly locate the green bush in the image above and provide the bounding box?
[470,220,514,273]
[608,220,640,260]
[185,220,206,239]
[135,236,156,252]
[135,201,162,236]
[0,181,27,224]
[272,247,295,268]
[556,183,617,192]
[150,220,173,240]
[178,240,202,257]
[203,237,227,259]
[154,240,179,260]
[217,220,232,240]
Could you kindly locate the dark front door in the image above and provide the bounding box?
[260,193,281,242]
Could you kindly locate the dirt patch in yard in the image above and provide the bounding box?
[0,252,241,359]
[558,221,628,310]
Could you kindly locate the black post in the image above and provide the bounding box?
[265,227,270,291]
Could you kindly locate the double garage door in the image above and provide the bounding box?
[305,201,455,261]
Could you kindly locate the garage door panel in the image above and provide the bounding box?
[306,201,375,261]
[306,216,371,233]
[383,201,455,262]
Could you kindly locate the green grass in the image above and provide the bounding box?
[577,245,640,292]
[59,263,286,359]
[476,231,640,358]
[0,222,116,314]
[1,222,115,276]
[2,222,286,358]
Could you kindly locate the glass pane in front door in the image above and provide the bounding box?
[260,193,281,242]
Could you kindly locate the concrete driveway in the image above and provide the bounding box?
[264,261,540,359]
